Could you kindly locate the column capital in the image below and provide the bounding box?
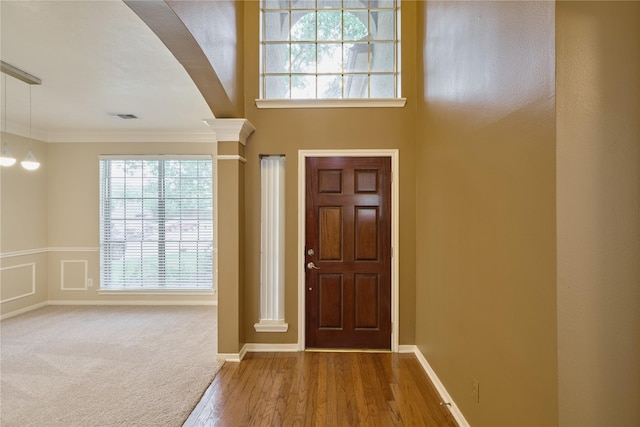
[204,119,255,145]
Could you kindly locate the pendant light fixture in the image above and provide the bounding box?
[20,84,40,171]
[1,60,42,171]
[0,73,17,167]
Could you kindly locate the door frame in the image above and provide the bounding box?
[297,149,399,352]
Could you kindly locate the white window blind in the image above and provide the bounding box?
[99,157,214,290]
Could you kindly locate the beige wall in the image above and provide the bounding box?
[556,2,640,426]
[0,134,48,315]
[168,0,245,117]
[45,142,216,305]
[241,1,418,346]
[416,2,558,426]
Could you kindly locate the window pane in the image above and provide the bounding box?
[344,42,369,72]
[291,12,316,41]
[318,75,343,98]
[264,11,290,41]
[318,43,342,73]
[344,74,368,98]
[291,75,316,98]
[264,0,288,9]
[265,44,290,73]
[370,74,395,97]
[291,43,316,72]
[370,10,394,40]
[371,42,394,72]
[344,0,367,9]
[265,75,290,98]
[292,0,315,9]
[374,0,395,9]
[318,0,341,8]
[344,11,368,40]
[317,11,342,41]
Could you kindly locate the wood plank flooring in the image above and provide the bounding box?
[184,352,459,427]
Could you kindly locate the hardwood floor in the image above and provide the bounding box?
[184,352,459,427]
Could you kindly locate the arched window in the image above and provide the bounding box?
[260,0,400,100]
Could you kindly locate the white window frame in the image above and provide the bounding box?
[257,0,406,109]
[98,155,215,292]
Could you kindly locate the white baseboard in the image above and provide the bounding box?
[48,300,218,306]
[245,343,300,353]
[1,300,217,321]
[218,343,301,362]
[401,345,470,427]
[0,301,48,320]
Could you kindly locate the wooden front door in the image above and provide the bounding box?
[305,156,391,349]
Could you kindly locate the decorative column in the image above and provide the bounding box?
[206,119,254,358]
[254,156,288,332]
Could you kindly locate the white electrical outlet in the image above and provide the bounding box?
[87,278,93,287]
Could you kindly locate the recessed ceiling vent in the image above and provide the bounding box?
[111,113,139,120]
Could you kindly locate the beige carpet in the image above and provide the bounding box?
[0,305,221,427]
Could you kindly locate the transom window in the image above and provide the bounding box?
[260,0,400,100]
[99,156,214,290]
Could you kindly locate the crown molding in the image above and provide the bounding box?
[203,118,255,145]
[4,119,255,144]
[43,131,218,144]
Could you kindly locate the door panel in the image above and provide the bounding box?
[305,156,391,349]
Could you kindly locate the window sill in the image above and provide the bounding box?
[255,98,407,109]
[98,289,215,296]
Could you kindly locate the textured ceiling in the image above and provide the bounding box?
[0,1,214,142]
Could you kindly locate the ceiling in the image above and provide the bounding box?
[0,0,215,143]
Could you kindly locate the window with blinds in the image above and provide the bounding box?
[99,156,214,290]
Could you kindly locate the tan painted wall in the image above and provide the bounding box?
[416,2,558,426]
[168,0,245,117]
[0,133,48,315]
[556,2,640,426]
[241,1,418,345]
[45,141,217,304]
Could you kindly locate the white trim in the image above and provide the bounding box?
[402,345,470,427]
[218,343,249,362]
[245,343,299,353]
[256,98,407,110]
[49,247,100,252]
[60,260,88,291]
[217,154,247,163]
[254,320,289,333]
[0,301,48,320]
[0,300,217,320]
[204,119,255,144]
[98,290,216,296]
[0,248,49,259]
[1,247,99,259]
[297,149,400,353]
[48,300,217,306]
[0,262,37,303]
[43,131,218,144]
[99,154,213,161]
[218,343,300,363]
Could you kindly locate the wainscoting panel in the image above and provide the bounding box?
[60,260,88,291]
[0,263,36,303]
